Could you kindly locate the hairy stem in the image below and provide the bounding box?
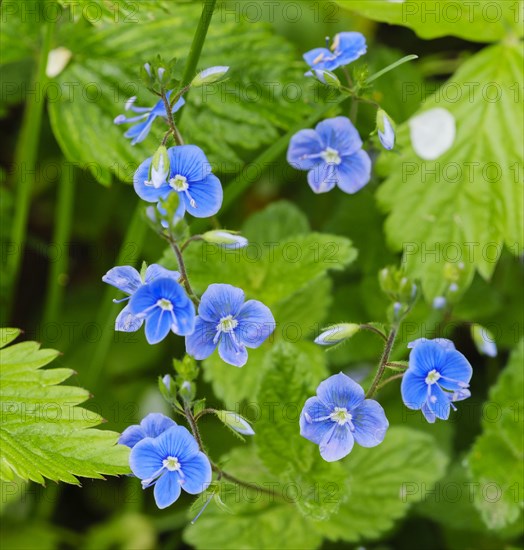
[167,237,200,305]
[366,325,399,398]
[376,372,405,392]
[359,324,388,342]
[160,89,184,145]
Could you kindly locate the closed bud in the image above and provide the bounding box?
[376,109,396,150]
[314,323,360,346]
[191,66,230,87]
[215,411,255,436]
[179,380,196,403]
[305,69,341,88]
[147,145,170,189]
[471,324,497,357]
[202,230,248,249]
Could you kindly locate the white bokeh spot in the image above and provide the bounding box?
[409,108,456,160]
[46,47,73,78]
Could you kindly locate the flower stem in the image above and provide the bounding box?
[2,7,56,324]
[167,237,200,305]
[359,323,388,342]
[366,325,399,398]
[376,372,404,392]
[160,90,184,146]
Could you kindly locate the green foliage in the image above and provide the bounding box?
[0,328,130,484]
[376,42,524,299]
[341,0,523,42]
[466,340,524,530]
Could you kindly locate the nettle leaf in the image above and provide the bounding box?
[183,447,323,550]
[0,329,130,484]
[466,340,524,530]
[44,4,314,184]
[340,0,523,43]
[315,427,448,543]
[376,43,524,299]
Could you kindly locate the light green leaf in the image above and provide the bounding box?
[316,427,448,542]
[376,42,524,299]
[340,0,523,42]
[466,340,524,530]
[0,331,130,484]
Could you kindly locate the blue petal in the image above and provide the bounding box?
[400,370,428,410]
[316,372,365,411]
[287,129,324,171]
[185,316,217,360]
[421,401,436,423]
[129,438,164,479]
[307,163,337,193]
[315,117,363,156]
[336,150,372,194]
[351,399,389,447]
[184,173,223,218]
[408,338,456,351]
[119,425,146,448]
[334,32,367,65]
[409,340,447,377]
[218,333,248,367]
[115,305,143,332]
[319,424,354,462]
[438,349,473,391]
[300,396,332,444]
[167,145,212,183]
[134,157,171,203]
[140,413,177,439]
[102,266,142,294]
[145,264,180,283]
[236,300,275,348]
[145,308,174,344]
[129,284,157,315]
[426,384,451,421]
[180,452,212,495]
[155,425,200,463]
[172,299,196,336]
[198,284,245,322]
[154,471,182,509]
[127,115,156,145]
[303,47,335,70]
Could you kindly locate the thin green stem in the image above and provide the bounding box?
[167,237,200,305]
[3,6,56,324]
[160,89,183,145]
[181,235,203,252]
[366,325,399,398]
[359,324,388,342]
[194,408,216,421]
[42,160,75,327]
[365,54,419,84]
[376,372,404,392]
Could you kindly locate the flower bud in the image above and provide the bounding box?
[202,230,248,249]
[147,145,170,189]
[314,323,360,346]
[305,69,341,88]
[376,109,396,150]
[191,66,230,87]
[215,411,255,436]
[471,324,497,357]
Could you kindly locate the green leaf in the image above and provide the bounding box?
[0,331,130,484]
[466,340,524,530]
[340,0,523,42]
[45,5,315,184]
[183,447,323,550]
[376,43,524,299]
[316,427,449,542]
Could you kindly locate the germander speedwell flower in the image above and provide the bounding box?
[129,277,195,344]
[102,264,180,333]
[300,373,389,462]
[185,284,275,367]
[287,117,372,194]
[401,338,473,423]
[134,145,223,218]
[114,91,185,145]
[304,32,367,72]
[130,425,212,509]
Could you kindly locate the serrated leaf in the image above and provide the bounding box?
[0,331,130,484]
[340,0,523,43]
[466,340,524,530]
[376,43,524,299]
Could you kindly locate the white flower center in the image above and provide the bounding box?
[163,456,181,472]
[425,369,441,385]
[169,174,189,191]
[321,147,342,165]
[157,298,173,311]
[217,314,238,333]
[329,406,352,426]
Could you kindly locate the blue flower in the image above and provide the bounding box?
[185,284,275,367]
[102,264,180,333]
[134,145,223,219]
[130,425,212,509]
[119,413,177,449]
[128,277,195,344]
[402,338,473,423]
[287,117,372,194]
[300,373,389,462]
[304,32,367,72]
[114,91,185,145]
